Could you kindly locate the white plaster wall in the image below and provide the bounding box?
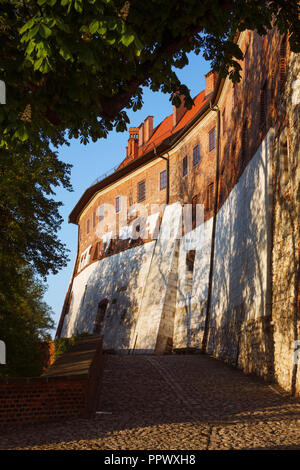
[210,133,271,330]
[133,203,183,353]
[173,219,212,349]
[173,131,272,352]
[61,241,156,351]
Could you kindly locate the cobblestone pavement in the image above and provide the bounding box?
[1,355,300,450]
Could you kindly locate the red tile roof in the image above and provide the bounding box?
[119,89,209,169]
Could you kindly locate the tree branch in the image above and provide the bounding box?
[99,24,205,119]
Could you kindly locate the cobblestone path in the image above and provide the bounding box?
[1,355,300,450]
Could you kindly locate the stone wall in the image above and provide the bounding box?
[271,51,300,395]
[207,131,274,379]
[61,241,156,351]
[61,203,183,354]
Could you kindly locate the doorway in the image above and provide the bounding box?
[94,299,109,334]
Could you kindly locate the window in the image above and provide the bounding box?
[116,196,120,213]
[207,183,214,211]
[209,127,216,152]
[160,170,167,190]
[260,81,267,129]
[280,136,289,185]
[193,145,199,166]
[186,250,196,272]
[222,109,226,136]
[92,210,96,228]
[86,218,90,234]
[192,195,198,229]
[244,47,249,83]
[94,299,109,334]
[138,180,146,201]
[182,155,188,177]
[99,205,104,222]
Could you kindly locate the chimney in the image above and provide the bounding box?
[173,94,186,127]
[144,116,153,143]
[139,123,144,147]
[205,71,218,99]
[127,127,139,160]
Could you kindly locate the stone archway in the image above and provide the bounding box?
[94,299,109,335]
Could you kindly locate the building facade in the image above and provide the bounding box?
[57,29,300,395]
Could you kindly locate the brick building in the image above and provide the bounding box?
[57,29,300,395]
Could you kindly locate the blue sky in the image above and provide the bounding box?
[44,51,211,335]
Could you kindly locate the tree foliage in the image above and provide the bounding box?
[0,139,72,278]
[0,138,71,376]
[0,0,299,149]
[0,264,54,377]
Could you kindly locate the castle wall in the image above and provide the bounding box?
[271,51,300,394]
[61,241,156,351]
[173,218,212,350]
[133,203,182,353]
[207,131,273,379]
[59,28,299,394]
[61,203,183,353]
[173,130,273,376]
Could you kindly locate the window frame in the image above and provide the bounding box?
[193,145,200,167]
[160,169,167,190]
[209,127,216,152]
[182,155,188,177]
[138,180,146,202]
[115,196,121,213]
[99,204,104,222]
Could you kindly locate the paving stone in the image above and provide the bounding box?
[1,355,300,450]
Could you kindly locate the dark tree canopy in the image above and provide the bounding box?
[0,0,299,149]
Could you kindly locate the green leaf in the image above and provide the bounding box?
[59,46,73,61]
[39,24,52,39]
[89,20,99,34]
[25,41,36,56]
[27,25,40,40]
[74,0,83,12]
[14,127,29,142]
[120,33,135,47]
[19,18,35,35]
[33,57,44,70]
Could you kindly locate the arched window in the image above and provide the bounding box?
[94,299,109,334]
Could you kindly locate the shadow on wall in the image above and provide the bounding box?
[64,241,156,352]
[208,131,275,379]
[201,30,290,380]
